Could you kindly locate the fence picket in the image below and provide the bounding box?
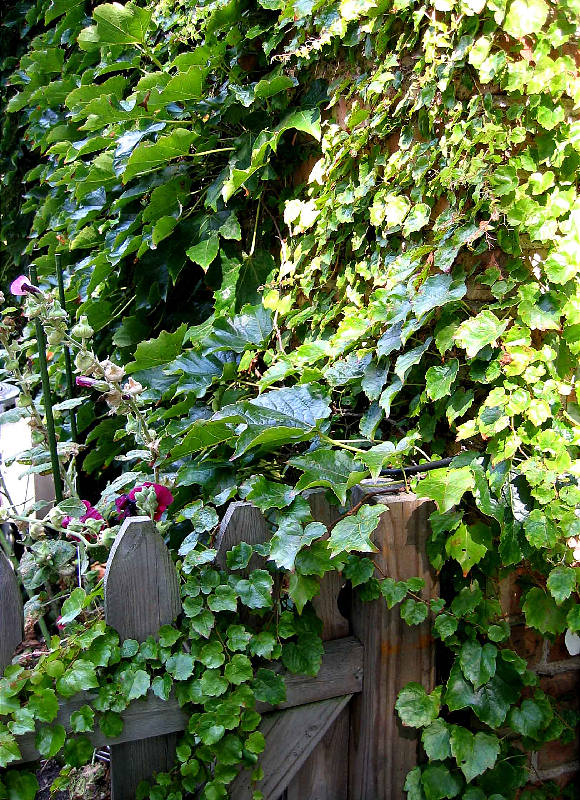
[104,516,181,800]
[0,547,23,675]
[214,501,269,574]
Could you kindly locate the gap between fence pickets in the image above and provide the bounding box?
[14,635,363,764]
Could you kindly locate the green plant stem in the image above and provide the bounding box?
[29,263,64,502]
[55,254,78,445]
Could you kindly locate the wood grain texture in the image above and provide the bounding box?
[284,491,350,800]
[347,491,437,800]
[15,637,363,764]
[214,501,269,574]
[0,547,23,675]
[104,516,182,800]
[230,695,353,800]
[17,691,189,763]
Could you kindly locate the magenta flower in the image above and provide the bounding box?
[10,275,41,296]
[62,500,104,542]
[116,482,174,521]
[76,376,98,388]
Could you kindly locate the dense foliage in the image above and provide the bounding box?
[1,0,580,798]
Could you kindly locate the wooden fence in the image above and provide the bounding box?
[0,488,436,799]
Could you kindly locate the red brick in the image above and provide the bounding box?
[548,634,577,664]
[510,624,544,667]
[536,735,579,770]
[540,671,580,708]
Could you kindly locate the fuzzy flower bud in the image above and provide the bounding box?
[29,522,46,540]
[75,350,98,374]
[71,316,94,340]
[47,328,66,346]
[47,507,65,528]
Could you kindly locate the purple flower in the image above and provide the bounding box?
[76,376,98,388]
[10,275,41,296]
[116,482,174,521]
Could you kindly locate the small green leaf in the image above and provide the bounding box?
[547,566,576,604]
[36,723,66,758]
[59,587,87,624]
[186,234,220,271]
[454,311,508,358]
[396,683,442,728]
[100,710,124,738]
[522,587,567,635]
[328,504,385,557]
[503,0,548,38]
[416,467,474,513]
[450,727,500,783]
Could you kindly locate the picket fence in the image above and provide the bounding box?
[0,488,436,799]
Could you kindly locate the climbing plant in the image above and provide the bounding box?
[1,0,579,798]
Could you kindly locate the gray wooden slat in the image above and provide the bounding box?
[214,501,269,574]
[0,546,23,675]
[230,695,353,800]
[104,516,181,800]
[286,491,350,800]
[15,636,363,763]
[347,490,437,800]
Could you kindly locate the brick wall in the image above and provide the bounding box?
[505,579,579,793]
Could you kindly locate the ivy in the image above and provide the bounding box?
[1,0,580,796]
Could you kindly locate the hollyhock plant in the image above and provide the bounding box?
[116,482,174,521]
[10,275,41,296]
[62,500,104,542]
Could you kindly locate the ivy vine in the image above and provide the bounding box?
[1,0,579,798]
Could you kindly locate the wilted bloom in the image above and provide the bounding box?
[116,482,174,521]
[101,359,125,383]
[104,388,123,411]
[10,275,41,296]
[62,500,104,542]
[123,377,143,396]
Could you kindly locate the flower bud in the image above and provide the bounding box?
[47,328,65,346]
[48,507,65,527]
[75,350,98,373]
[29,522,46,540]
[71,316,94,340]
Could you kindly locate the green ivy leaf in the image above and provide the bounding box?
[421,764,462,799]
[445,524,487,576]
[503,0,549,38]
[252,668,286,705]
[186,234,220,271]
[416,467,474,512]
[36,723,66,758]
[454,311,508,358]
[547,565,576,604]
[459,641,497,690]
[291,448,367,505]
[426,360,459,401]
[396,683,442,728]
[422,719,451,761]
[234,570,273,609]
[78,2,152,50]
[328,503,385,557]
[59,587,87,624]
[56,660,99,698]
[4,771,39,800]
[522,587,567,635]
[449,727,500,783]
[100,710,124,738]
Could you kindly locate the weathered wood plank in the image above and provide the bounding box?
[0,547,23,675]
[214,501,269,574]
[286,491,350,800]
[15,636,363,763]
[230,695,353,800]
[104,516,182,800]
[347,489,437,800]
